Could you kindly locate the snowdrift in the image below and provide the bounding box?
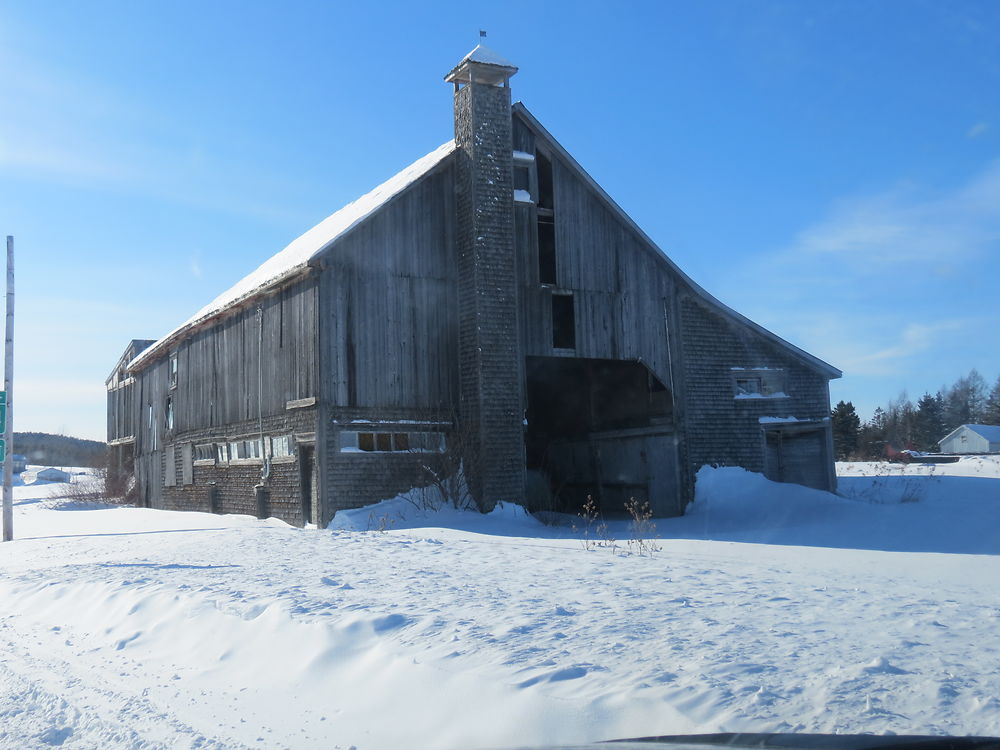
[677,461,1000,554]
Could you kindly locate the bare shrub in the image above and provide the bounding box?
[366,512,397,533]
[572,495,618,553]
[839,461,929,505]
[44,449,138,508]
[624,497,661,556]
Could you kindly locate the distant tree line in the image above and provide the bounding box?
[831,369,1000,460]
[13,432,107,468]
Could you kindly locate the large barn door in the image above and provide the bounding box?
[763,424,830,491]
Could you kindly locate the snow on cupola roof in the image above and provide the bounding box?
[445,44,518,86]
[464,44,515,68]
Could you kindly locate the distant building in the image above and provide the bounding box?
[108,44,841,526]
[939,424,1000,454]
[12,454,27,474]
[35,467,71,483]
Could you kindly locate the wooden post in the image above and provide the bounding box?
[3,236,14,542]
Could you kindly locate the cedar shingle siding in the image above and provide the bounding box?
[108,46,840,526]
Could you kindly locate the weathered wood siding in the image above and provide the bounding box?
[678,292,834,488]
[131,278,320,516]
[172,277,318,430]
[513,109,835,502]
[317,157,460,518]
[512,115,674,392]
[318,163,458,411]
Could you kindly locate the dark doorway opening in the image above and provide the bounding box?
[524,356,679,517]
[299,444,316,525]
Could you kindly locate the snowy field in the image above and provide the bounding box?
[1,458,999,749]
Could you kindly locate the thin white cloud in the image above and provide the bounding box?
[786,159,1000,271]
[839,321,966,376]
[967,121,989,138]
[717,160,1000,386]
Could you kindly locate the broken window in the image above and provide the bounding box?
[165,397,174,431]
[552,294,576,350]
[169,353,178,389]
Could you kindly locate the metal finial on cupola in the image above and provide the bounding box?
[445,34,518,89]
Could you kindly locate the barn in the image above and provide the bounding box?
[107,44,841,526]
[939,424,1000,454]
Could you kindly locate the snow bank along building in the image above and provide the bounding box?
[107,45,841,526]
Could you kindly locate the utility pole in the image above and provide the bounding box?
[3,235,13,542]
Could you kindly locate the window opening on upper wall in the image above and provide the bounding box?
[169,353,178,389]
[731,368,788,399]
[513,165,530,193]
[537,215,557,284]
[552,293,576,350]
[536,150,554,210]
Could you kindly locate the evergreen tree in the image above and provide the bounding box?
[984,375,1000,426]
[858,407,888,459]
[914,392,945,450]
[830,401,861,460]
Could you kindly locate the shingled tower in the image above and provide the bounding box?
[446,45,525,510]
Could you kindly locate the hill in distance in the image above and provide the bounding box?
[13,432,106,468]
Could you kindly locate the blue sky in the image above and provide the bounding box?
[2,0,998,441]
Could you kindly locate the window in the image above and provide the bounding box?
[513,165,530,192]
[216,443,230,463]
[340,431,445,453]
[227,439,262,461]
[271,435,293,458]
[552,294,576,350]
[165,397,174,431]
[537,216,556,284]
[732,368,787,399]
[536,151,554,210]
[194,444,215,462]
[735,377,763,396]
[169,353,178,389]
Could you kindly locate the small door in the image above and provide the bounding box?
[299,444,317,526]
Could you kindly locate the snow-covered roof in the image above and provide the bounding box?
[445,45,518,86]
[463,44,516,68]
[966,424,1000,443]
[130,140,457,371]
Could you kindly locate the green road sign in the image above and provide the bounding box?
[0,439,6,462]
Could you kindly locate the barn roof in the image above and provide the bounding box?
[971,424,1000,443]
[130,140,457,371]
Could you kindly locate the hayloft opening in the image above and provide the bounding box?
[524,356,679,517]
[538,216,556,284]
[551,293,575,349]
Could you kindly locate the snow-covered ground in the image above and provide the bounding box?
[1,458,999,749]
